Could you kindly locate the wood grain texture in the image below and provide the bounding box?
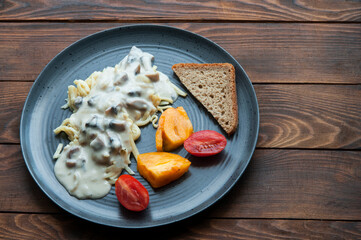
[0,82,31,143]
[256,84,361,149]
[0,145,58,212]
[211,149,361,220]
[0,214,360,239]
[2,145,361,220]
[0,0,359,236]
[2,82,360,150]
[0,23,360,84]
[0,0,361,22]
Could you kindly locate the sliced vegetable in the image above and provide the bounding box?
[155,107,193,152]
[184,130,227,157]
[115,174,149,212]
[137,152,191,188]
[155,111,166,151]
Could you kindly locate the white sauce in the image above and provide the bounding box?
[54,46,178,199]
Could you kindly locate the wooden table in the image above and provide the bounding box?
[1,1,361,239]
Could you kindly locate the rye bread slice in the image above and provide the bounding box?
[172,63,238,135]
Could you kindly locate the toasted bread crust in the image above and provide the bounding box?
[172,63,238,135]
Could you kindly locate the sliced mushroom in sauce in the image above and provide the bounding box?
[66,159,77,168]
[107,131,122,151]
[93,151,111,165]
[87,131,98,141]
[133,63,141,74]
[113,72,128,86]
[87,96,96,107]
[140,54,154,71]
[127,89,142,97]
[105,106,118,116]
[90,136,105,151]
[109,120,126,132]
[126,99,148,111]
[145,72,160,82]
[67,147,80,159]
[85,116,99,128]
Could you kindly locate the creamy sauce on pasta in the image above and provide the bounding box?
[54,46,179,199]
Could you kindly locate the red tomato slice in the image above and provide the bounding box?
[115,174,149,212]
[184,130,227,157]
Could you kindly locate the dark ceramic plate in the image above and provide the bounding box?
[20,25,259,228]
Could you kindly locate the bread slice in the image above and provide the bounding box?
[172,63,238,135]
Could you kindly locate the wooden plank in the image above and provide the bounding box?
[0,23,360,84]
[0,145,58,212]
[2,82,360,150]
[0,0,360,22]
[210,149,361,220]
[0,82,31,143]
[0,214,360,240]
[2,145,361,220]
[256,84,361,149]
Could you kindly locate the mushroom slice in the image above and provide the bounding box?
[126,99,148,111]
[90,136,105,151]
[145,72,159,82]
[105,106,118,116]
[109,120,126,132]
[67,147,80,159]
[114,72,128,86]
[133,63,141,74]
[66,159,77,168]
[141,54,154,71]
[107,131,122,150]
[127,89,142,97]
[87,96,97,107]
[85,116,99,128]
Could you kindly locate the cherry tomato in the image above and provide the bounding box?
[184,130,227,157]
[115,174,149,212]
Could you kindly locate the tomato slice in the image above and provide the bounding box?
[184,130,227,157]
[115,174,149,212]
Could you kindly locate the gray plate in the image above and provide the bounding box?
[20,24,259,228]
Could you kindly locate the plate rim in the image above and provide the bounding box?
[20,24,259,228]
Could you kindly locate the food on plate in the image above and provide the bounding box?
[172,63,238,135]
[155,107,193,152]
[53,46,186,199]
[115,174,149,212]
[137,152,191,188]
[184,130,227,157]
